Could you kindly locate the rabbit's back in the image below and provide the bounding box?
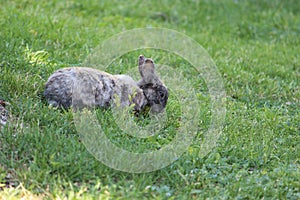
[44,67,145,110]
[44,67,117,109]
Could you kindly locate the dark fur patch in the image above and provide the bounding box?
[140,83,168,112]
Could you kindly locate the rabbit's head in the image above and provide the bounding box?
[140,83,168,113]
[137,55,168,113]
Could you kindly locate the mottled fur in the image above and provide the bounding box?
[44,55,168,113]
[0,100,8,128]
[44,67,146,112]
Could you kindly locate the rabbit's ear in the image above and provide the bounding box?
[138,55,145,66]
[143,60,156,79]
[138,55,145,77]
[144,62,155,75]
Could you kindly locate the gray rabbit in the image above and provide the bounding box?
[44,55,168,114]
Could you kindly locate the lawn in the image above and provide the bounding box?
[0,0,299,199]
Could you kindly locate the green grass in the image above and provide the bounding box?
[0,0,299,199]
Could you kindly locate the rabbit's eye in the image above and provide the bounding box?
[158,91,165,98]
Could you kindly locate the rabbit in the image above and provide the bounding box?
[44,55,168,114]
